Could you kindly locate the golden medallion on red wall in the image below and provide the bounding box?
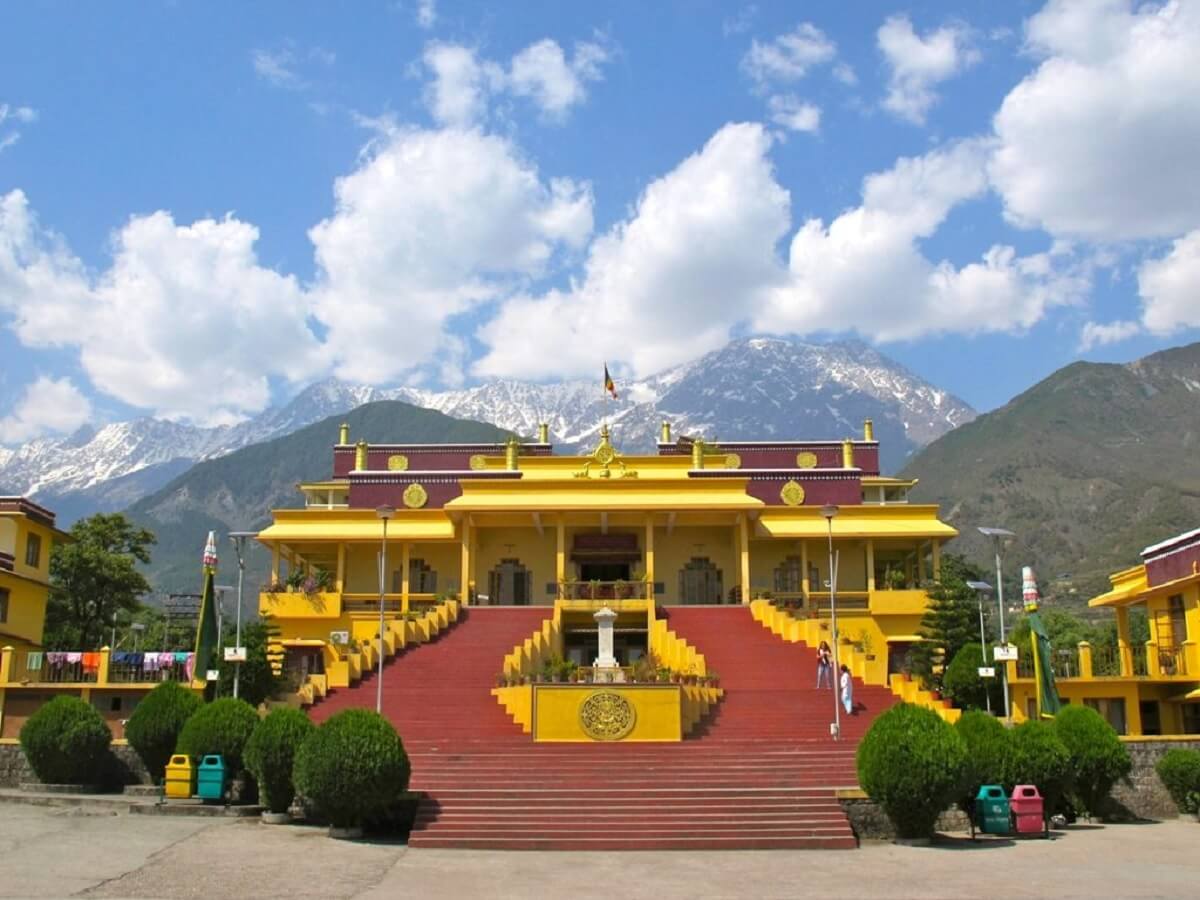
[402,483,428,509]
[780,480,805,506]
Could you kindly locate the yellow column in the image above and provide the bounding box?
[271,544,281,583]
[0,646,13,683]
[1078,641,1093,679]
[866,540,876,592]
[460,518,472,605]
[645,514,655,601]
[1146,639,1160,677]
[1116,605,1133,676]
[401,542,411,615]
[98,647,112,686]
[800,541,810,596]
[739,515,751,605]
[917,541,926,584]
[555,516,566,598]
[1124,687,1143,736]
[931,540,941,582]
[336,543,346,593]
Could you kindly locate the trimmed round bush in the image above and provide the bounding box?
[124,682,202,783]
[20,695,112,785]
[954,710,1012,815]
[176,697,259,774]
[1053,705,1131,817]
[1005,720,1072,815]
[1155,748,1200,814]
[244,708,314,814]
[294,709,411,828]
[856,703,967,839]
[942,643,994,711]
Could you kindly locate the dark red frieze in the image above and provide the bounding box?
[659,443,880,477]
[347,471,521,509]
[688,470,863,506]
[1143,530,1200,587]
[333,443,551,477]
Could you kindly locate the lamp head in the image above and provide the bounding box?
[965,580,994,593]
[977,526,1015,539]
[376,504,396,520]
[820,504,839,520]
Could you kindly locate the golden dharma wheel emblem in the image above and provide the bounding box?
[579,690,636,741]
[780,480,806,507]
[796,451,818,469]
[468,454,487,470]
[387,454,409,471]
[402,483,428,509]
[725,453,741,469]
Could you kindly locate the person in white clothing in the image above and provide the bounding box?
[839,664,854,716]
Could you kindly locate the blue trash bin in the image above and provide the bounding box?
[974,784,1010,836]
[196,754,228,802]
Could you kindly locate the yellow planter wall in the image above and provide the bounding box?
[533,685,683,742]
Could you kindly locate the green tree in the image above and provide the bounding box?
[942,643,1002,711]
[909,555,988,692]
[46,514,157,649]
[212,619,285,706]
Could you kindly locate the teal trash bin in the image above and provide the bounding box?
[196,755,228,802]
[974,784,1010,836]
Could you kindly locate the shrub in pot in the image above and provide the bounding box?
[1053,705,1131,818]
[244,707,314,816]
[20,695,112,785]
[1155,749,1200,814]
[1005,720,1072,818]
[175,697,259,775]
[856,702,967,840]
[124,681,202,783]
[954,710,1012,817]
[294,709,410,832]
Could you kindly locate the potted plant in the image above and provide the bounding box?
[285,569,306,593]
[884,567,908,591]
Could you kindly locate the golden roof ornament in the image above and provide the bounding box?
[402,483,428,509]
[780,480,806,506]
[796,451,818,469]
[387,454,408,471]
[575,424,636,479]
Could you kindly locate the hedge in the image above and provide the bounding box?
[294,709,411,828]
[1005,720,1072,816]
[124,682,202,783]
[1053,705,1131,817]
[856,703,967,839]
[175,697,259,774]
[19,695,112,785]
[1155,749,1200,814]
[954,710,1012,816]
[244,708,314,814]
[942,643,993,711]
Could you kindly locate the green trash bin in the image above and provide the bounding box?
[196,755,228,802]
[974,784,1010,836]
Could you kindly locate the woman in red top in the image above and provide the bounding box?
[816,640,833,688]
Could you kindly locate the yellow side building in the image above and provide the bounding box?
[0,497,65,655]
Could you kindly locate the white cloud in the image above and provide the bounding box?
[0,190,323,426]
[1138,230,1200,335]
[989,0,1200,242]
[422,38,609,127]
[0,376,92,444]
[309,127,593,384]
[473,123,790,380]
[0,103,37,153]
[1078,319,1141,351]
[415,0,436,30]
[767,95,821,133]
[878,15,979,124]
[832,62,857,86]
[252,43,335,90]
[756,140,1087,341]
[742,23,836,86]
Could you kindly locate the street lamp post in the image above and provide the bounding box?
[978,527,1015,722]
[229,532,256,700]
[376,505,395,715]
[821,504,840,740]
[966,580,994,715]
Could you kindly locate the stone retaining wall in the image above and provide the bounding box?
[0,743,151,790]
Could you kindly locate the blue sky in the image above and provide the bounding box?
[1,1,1198,440]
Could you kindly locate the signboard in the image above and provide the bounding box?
[205,669,220,682]
[977,666,996,678]
[330,630,350,645]
[993,644,1019,662]
[223,647,247,662]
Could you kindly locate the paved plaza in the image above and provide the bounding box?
[0,805,1197,899]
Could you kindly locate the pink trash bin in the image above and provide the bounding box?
[1010,784,1046,836]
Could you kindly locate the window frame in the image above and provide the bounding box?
[24,532,42,568]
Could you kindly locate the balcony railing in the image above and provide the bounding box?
[1156,645,1188,677]
[558,581,652,601]
[4,649,192,685]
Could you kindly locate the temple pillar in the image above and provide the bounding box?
[917,542,926,584]
[931,540,942,582]
[460,519,472,605]
[739,515,751,605]
[271,544,281,583]
[555,516,566,598]
[800,541,810,596]
[1116,605,1133,676]
[1078,641,1093,679]
[335,544,346,593]
[401,542,411,615]
[866,540,876,592]
[644,514,655,602]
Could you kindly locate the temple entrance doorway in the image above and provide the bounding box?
[678,557,723,605]
[579,562,631,582]
[487,558,532,605]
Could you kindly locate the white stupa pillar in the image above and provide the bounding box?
[594,606,619,669]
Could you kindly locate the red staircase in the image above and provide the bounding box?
[308,605,894,850]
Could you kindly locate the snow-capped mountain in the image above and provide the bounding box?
[0,337,974,522]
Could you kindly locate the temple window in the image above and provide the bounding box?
[487,558,533,606]
[773,555,804,594]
